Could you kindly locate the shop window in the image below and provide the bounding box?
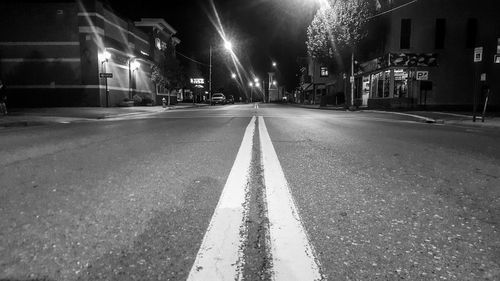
[400,19,411,49]
[371,73,378,98]
[393,69,408,98]
[320,66,328,77]
[435,19,446,49]
[383,70,391,97]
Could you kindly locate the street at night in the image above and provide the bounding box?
[1,104,499,280]
[1,0,500,280]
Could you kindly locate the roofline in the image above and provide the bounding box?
[134,18,177,35]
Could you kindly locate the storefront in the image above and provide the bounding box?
[355,53,437,109]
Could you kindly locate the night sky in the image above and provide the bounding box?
[109,0,320,91]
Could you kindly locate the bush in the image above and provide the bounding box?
[133,95,142,105]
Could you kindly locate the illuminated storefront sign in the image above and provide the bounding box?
[190,78,205,85]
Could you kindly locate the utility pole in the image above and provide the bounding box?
[209,45,212,105]
[350,52,354,109]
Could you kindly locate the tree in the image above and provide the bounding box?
[306,0,374,106]
[151,38,187,105]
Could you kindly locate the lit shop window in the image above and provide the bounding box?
[320,67,329,77]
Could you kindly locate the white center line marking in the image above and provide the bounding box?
[187,116,256,281]
[258,116,323,281]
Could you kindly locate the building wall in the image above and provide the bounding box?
[362,0,500,109]
[0,0,155,107]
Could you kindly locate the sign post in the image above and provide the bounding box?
[472,47,483,122]
[100,73,113,107]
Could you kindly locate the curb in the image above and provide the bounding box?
[361,110,437,123]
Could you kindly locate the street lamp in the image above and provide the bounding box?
[248,82,254,102]
[224,40,233,52]
[100,50,111,107]
[272,61,277,67]
[209,39,233,106]
[231,73,236,79]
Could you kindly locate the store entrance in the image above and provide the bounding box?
[419,81,433,107]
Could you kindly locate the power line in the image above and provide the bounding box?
[176,51,210,67]
[367,0,418,20]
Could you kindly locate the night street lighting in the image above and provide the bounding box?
[209,39,234,105]
[224,40,233,52]
[272,61,277,67]
[231,73,236,79]
[100,50,112,107]
[131,60,140,71]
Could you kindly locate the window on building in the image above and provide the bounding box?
[393,69,408,98]
[435,18,446,49]
[466,18,477,48]
[320,66,328,77]
[400,19,411,49]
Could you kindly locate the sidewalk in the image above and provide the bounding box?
[290,103,500,128]
[0,103,208,128]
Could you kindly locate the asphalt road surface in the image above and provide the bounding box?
[1,103,499,281]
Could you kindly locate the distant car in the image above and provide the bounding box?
[211,93,226,105]
[226,95,235,104]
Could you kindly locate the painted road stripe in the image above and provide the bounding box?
[187,116,256,281]
[258,116,323,281]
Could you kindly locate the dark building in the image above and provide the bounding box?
[354,0,500,110]
[0,0,180,107]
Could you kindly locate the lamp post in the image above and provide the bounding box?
[101,50,111,107]
[248,81,254,102]
[209,45,212,105]
[209,40,233,105]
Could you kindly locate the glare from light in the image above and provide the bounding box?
[224,40,233,51]
[254,78,259,83]
[231,73,237,79]
[272,80,277,86]
[131,61,140,70]
[256,82,261,88]
[249,82,254,87]
[100,50,111,62]
[272,62,277,67]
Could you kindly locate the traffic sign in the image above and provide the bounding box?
[474,47,483,62]
[99,73,113,78]
[416,71,429,81]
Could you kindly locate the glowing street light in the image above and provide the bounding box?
[249,82,254,87]
[231,73,237,79]
[224,40,233,52]
[272,61,277,67]
[131,60,140,71]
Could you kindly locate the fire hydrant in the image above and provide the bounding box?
[162,97,166,108]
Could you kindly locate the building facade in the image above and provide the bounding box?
[0,0,179,107]
[354,0,500,110]
[299,56,343,105]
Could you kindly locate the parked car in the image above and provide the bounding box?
[211,93,226,105]
[226,95,235,104]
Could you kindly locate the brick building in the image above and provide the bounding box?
[0,0,180,107]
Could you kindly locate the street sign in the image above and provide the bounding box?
[99,73,113,78]
[474,47,483,62]
[416,71,429,80]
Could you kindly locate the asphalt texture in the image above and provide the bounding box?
[1,103,499,280]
